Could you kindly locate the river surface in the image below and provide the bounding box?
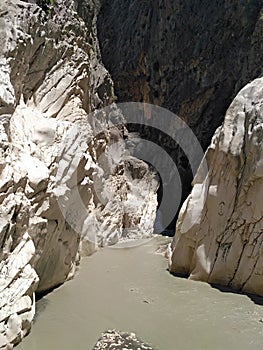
[17,237,263,350]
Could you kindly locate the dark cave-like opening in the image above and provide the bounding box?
[126,123,193,236]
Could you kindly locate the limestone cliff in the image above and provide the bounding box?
[168,78,263,296]
[98,0,263,225]
[0,0,158,347]
[98,0,263,146]
[0,0,263,347]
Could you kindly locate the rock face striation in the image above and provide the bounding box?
[0,233,38,349]
[98,0,263,148]
[0,0,158,347]
[168,78,263,296]
[0,0,262,347]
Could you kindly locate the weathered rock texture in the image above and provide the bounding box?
[92,330,155,350]
[0,0,158,347]
[0,233,38,349]
[98,0,263,225]
[98,0,263,147]
[168,78,263,296]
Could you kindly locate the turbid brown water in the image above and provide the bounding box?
[17,237,263,350]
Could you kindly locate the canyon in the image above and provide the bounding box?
[98,0,263,225]
[0,0,262,349]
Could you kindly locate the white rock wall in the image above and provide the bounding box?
[168,78,263,296]
[0,1,158,347]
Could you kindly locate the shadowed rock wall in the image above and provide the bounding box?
[98,0,263,225]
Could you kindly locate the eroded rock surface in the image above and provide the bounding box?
[0,233,38,349]
[98,0,263,147]
[168,78,263,296]
[0,0,158,347]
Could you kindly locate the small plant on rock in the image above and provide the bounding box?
[38,0,54,14]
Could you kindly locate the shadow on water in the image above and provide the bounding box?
[33,298,50,323]
[34,283,65,323]
[247,294,263,306]
[36,282,64,301]
[168,270,189,279]
[210,283,263,306]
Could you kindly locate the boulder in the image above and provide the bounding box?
[92,330,155,350]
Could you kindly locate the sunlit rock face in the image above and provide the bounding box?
[168,78,263,296]
[0,233,38,349]
[0,0,158,347]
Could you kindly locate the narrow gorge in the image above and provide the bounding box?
[0,0,262,349]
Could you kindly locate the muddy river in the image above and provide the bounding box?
[17,237,263,350]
